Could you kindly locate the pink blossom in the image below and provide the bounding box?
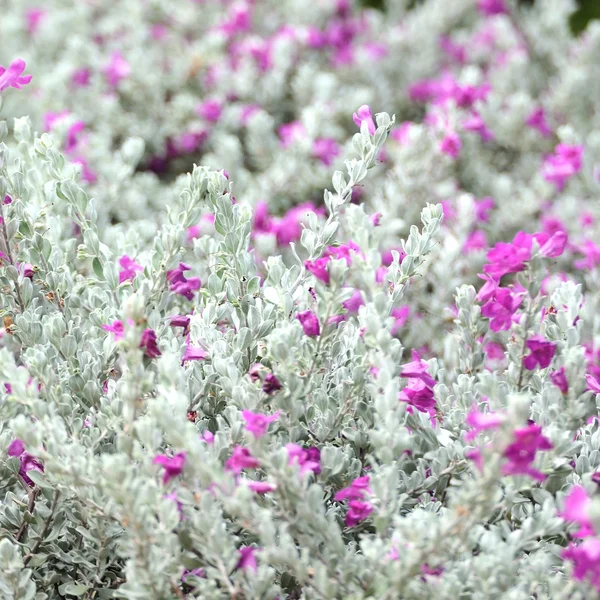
[400,351,436,389]
[313,138,341,166]
[586,374,600,394]
[335,476,373,527]
[353,105,376,135]
[102,320,125,340]
[465,406,505,441]
[7,439,43,486]
[140,329,161,358]
[478,0,508,16]
[484,232,532,279]
[305,257,330,284]
[481,287,523,332]
[196,99,223,123]
[0,58,32,92]
[550,367,569,394]
[525,107,552,137]
[226,446,259,474]
[464,230,488,252]
[118,255,142,284]
[246,480,277,494]
[262,373,282,395]
[235,547,258,573]
[522,336,556,370]
[72,68,91,87]
[182,342,208,364]
[286,444,321,475]
[542,143,584,191]
[342,289,364,313]
[166,263,201,300]
[462,112,494,142]
[562,538,600,591]
[475,197,495,222]
[278,121,306,148]
[560,485,595,538]
[103,52,131,87]
[391,306,410,335]
[502,423,552,481]
[399,379,436,416]
[440,131,461,158]
[153,452,186,484]
[241,410,280,438]
[25,8,47,35]
[297,310,320,337]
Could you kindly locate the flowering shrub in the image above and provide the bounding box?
[1,0,600,597]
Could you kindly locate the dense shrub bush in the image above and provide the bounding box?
[1,0,600,597]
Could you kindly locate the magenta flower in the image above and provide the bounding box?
[502,423,552,481]
[342,289,365,314]
[587,374,600,394]
[390,306,410,335]
[477,0,508,16]
[246,480,277,494]
[286,444,321,475]
[0,58,32,92]
[153,452,186,484]
[538,231,567,258]
[102,320,125,340]
[542,143,584,191]
[103,51,131,87]
[166,263,201,300]
[484,233,532,279]
[550,367,569,394]
[118,255,142,284]
[169,315,191,330]
[522,336,556,370]
[462,112,494,142]
[353,105,376,135]
[465,406,505,441]
[8,439,44,487]
[262,373,282,395]
[140,328,161,358]
[399,379,436,416]
[562,538,600,591]
[481,287,523,332]
[72,68,91,88]
[297,310,320,337]
[278,121,306,148]
[439,131,461,158]
[226,446,260,474]
[400,351,436,389]
[182,341,208,364]
[312,138,341,166]
[305,257,330,284]
[196,99,222,123]
[235,547,258,573]
[25,8,47,35]
[525,107,552,137]
[335,476,373,527]
[165,491,184,521]
[241,410,280,438]
[560,485,594,538]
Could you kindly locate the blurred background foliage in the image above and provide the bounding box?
[359,0,600,35]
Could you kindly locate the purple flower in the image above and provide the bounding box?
[104,52,131,87]
[286,444,321,475]
[118,255,142,284]
[550,367,569,394]
[165,492,184,521]
[7,439,43,487]
[478,0,508,16]
[542,143,584,191]
[0,58,32,92]
[297,310,320,337]
[153,452,186,484]
[305,257,330,284]
[182,341,208,364]
[246,480,277,494]
[560,485,594,538]
[481,287,523,332]
[335,476,373,527]
[262,373,282,395]
[502,423,552,481]
[465,406,505,441]
[235,547,258,573]
[169,315,191,330]
[522,336,556,370]
[241,410,280,438]
[526,107,552,138]
[342,289,365,314]
[196,99,223,123]
[140,328,161,358]
[226,446,259,474]
[353,105,376,135]
[440,131,461,158]
[312,138,341,166]
[562,538,600,591]
[102,320,125,340]
[167,263,201,300]
[399,380,436,416]
[400,350,436,389]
